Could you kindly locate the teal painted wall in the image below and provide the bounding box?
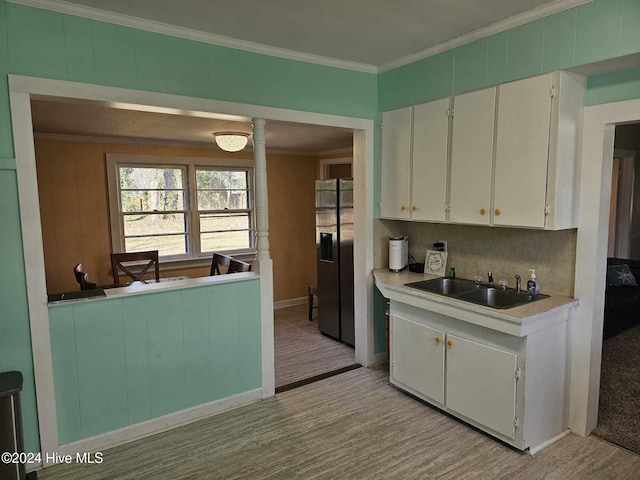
[378,0,640,111]
[587,65,640,105]
[0,167,39,452]
[3,0,640,454]
[0,0,376,453]
[48,279,261,444]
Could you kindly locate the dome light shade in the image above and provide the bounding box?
[214,132,249,152]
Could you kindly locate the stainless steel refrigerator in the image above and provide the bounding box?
[315,178,354,346]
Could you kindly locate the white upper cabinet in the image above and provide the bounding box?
[449,87,497,225]
[494,71,585,229]
[380,106,412,219]
[380,71,584,229]
[380,99,450,221]
[411,98,450,222]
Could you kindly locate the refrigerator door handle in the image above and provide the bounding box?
[319,232,334,262]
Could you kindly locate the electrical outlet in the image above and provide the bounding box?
[438,240,448,252]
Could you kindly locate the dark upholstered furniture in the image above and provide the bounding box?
[604,257,640,339]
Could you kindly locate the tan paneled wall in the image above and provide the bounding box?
[374,219,577,297]
[35,138,317,301]
[267,154,318,302]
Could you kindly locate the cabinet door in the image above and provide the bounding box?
[411,98,450,222]
[381,107,412,219]
[445,334,518,439]
[493,74,553,228]
[449,87,496,225]
[391,315,445,404]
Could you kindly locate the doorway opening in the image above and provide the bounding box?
[592,122,640,455]
[273,153,360,392]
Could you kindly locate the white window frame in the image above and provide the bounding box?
[106,153,255,265]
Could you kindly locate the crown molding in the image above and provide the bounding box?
[9,0,378,74]
[9,0,594,76]
[378,0,594,73]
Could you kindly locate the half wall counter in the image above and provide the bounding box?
[47,272,262,449]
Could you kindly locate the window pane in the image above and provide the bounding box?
[121,190,185,212]
[119,167,184,190]
[200,213,249,233]
[196,170,247,190]
[125,235,187,256]
[124,214,187,236]
[197,190,248,210]
[200,231,251,252]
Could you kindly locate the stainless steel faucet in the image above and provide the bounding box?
[515,275,522,293]
[487,271,494,285]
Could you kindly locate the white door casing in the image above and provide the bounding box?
[8,74,375,456]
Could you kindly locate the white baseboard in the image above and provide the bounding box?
[529,429,571,455]
[51,388,262,465]
[274,296,308,309]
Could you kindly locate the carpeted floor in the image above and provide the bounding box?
[592,324,640,454]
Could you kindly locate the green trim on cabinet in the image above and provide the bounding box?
[374,284,389,356]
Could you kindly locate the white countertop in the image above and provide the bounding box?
[374,269,577,337]
[48,272,259,306]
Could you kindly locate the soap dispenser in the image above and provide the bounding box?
[527,269,539,296]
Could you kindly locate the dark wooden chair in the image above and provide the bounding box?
[210,253,233,276]
[73,263,98,290]
[110,250,160,286]
[227,259,252,274]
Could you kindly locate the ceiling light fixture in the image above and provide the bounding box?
[213,132,249,152]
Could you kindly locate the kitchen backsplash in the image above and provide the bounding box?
[374,219,577,297]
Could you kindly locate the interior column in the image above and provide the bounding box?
[252,118,275,397]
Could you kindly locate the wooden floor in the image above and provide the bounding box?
[39,365,640,480]
[274,304,355,388]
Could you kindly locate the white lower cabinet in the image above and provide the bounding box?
[391,316,445,404]
[445,334,517,439]
[389,301,571,452]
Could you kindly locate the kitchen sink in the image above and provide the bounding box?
[455,287,548,309]
[404,277,549,309]
[405,277,477,295]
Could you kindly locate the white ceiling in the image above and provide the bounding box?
[47,0,586,69]
[27,0,591,153]
[30,98,354,154]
